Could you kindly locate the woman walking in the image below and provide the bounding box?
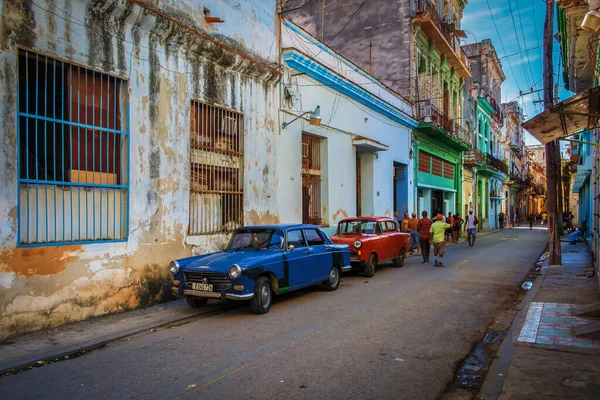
[452,214,463,243]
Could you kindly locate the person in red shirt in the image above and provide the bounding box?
[417,210,433,264]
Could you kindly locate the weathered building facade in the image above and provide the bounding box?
[0,0,280,339]
[503,101,530,221]
[279,19,417,232]
[462,40,507,229]
[284,0,471,216]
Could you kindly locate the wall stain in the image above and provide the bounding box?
[332,209,349,222]
[0,0,36,50]
[245,209,280,225]
[0,246,83,278]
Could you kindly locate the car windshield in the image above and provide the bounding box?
[338,220,379,235]
[226,229,283,251]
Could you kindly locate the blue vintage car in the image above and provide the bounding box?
[170,224,351,314]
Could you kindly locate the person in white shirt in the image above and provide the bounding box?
[463,208,479,248]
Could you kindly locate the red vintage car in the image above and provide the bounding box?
[330,216,410,277]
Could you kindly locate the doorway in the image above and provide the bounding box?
[394,162,408,215]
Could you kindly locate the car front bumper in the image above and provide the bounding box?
[172,287,254,301]
[341,264,352,272]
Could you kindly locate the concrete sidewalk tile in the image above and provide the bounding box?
[535,336,554,345]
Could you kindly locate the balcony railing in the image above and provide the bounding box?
[463,149,484,166]
[486,152,508,174]
[413,0,469,68]
[464,150,508,174]
[417,100,471,145]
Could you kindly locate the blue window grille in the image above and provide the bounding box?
[17,49,129,246]
[189,101,244,235]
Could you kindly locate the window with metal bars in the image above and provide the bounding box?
[17,49,129,246]
[189,101,244,235]
[302,133,322,225]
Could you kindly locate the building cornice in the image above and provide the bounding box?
[282,49,419,129]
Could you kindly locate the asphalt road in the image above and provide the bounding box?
[0,226,547,400]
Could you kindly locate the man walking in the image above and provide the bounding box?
[464,208,478,248]
[408,212,420,255]
[430,214,451,267]
[417,211,433,264]
[528,214,534,230]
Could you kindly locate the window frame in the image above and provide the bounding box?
[303,228,327,246]
[188,100,244,235]
[16,47,130,247]
[286,229,307,249]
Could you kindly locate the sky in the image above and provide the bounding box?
[461,0,569,146]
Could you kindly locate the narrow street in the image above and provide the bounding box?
[0,227,547,400]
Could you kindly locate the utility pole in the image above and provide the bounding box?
[543,0,562,265]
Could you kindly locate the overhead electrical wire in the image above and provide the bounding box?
[513,0,543,111]
[507,0,536,98]
[484,0,529,117]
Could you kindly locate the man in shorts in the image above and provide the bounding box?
[430,214,451,267]
[464,208,478,248]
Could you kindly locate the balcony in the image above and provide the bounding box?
[417,100,472,151]
[489,97,503,123]
[413,0,471,78]
[463,150,508,175]
[463,149,485,167]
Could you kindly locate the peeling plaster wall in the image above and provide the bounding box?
[0,0,279,340]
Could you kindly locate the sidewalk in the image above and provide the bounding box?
[0,298,224,375]
[479,240,600,399]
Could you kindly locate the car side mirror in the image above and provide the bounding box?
[288,245,295,251]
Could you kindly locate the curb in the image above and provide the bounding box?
[0,305,225,376]
[477,249,550,399]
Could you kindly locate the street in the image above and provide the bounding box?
[0,227,547,400]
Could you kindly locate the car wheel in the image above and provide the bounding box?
[393,248,406,268]
[322,266,341,291]
[250,277,272,314]
[364,253,377,277]
[186,296,208,309]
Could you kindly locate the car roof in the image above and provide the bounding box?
[338,216,393,223]
[240,224,323,231]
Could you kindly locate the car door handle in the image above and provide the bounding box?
[325,246,332,252]
[305,249,312,254]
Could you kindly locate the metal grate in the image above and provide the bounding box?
[189,101,244,235]
[183,271,232,291]
[17,49,129,246]
[302,133,322,225]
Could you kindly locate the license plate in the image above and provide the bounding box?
[191,282,213,291]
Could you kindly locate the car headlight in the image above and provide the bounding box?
[353,240,362,249]
[229,264,242,279]
[169,260,180,275]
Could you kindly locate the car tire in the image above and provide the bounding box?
[322,266,341,291]
[393,248,406,268]
[251,276,272,314]
[364,253,377,277]
[186,296,208,309]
